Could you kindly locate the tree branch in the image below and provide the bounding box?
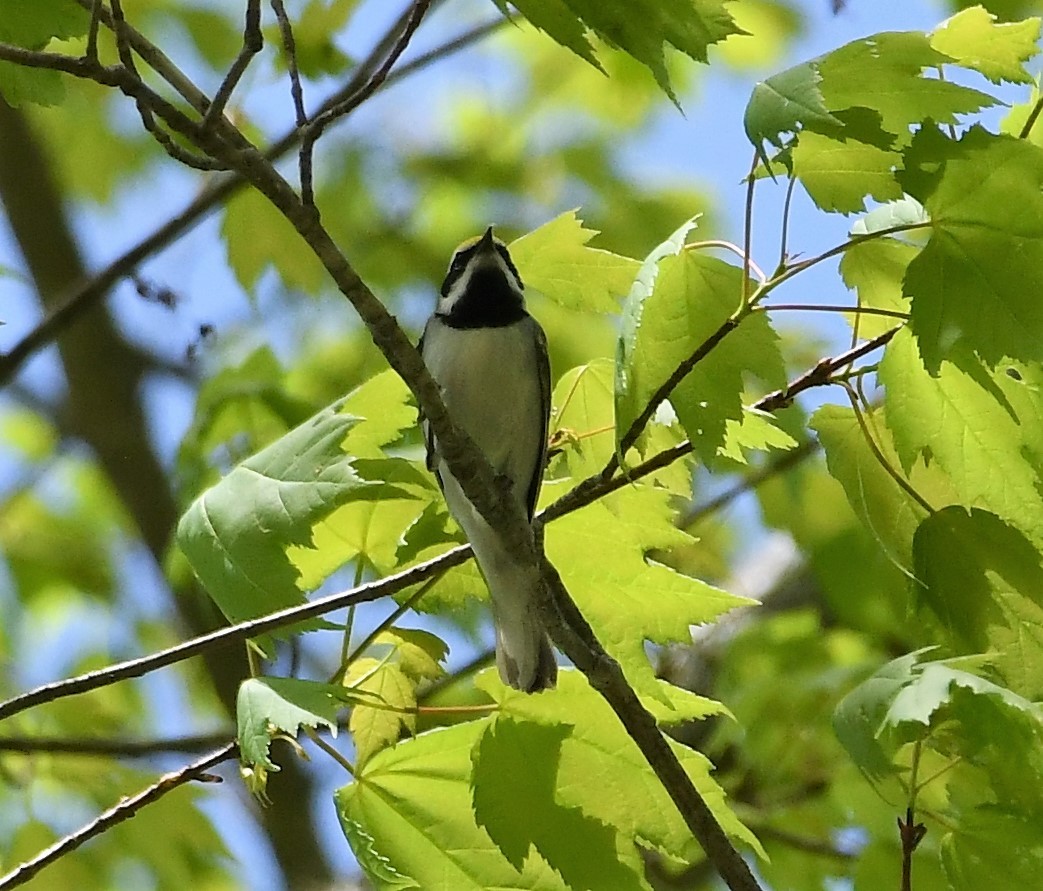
[0,16,506,386]
[537,561,763,890]
[0,743,237,891]
[541,326,901,525]
[299,0,432,207]
[203,0,263,129]
[0,545,471,723]
[0,733,231,757]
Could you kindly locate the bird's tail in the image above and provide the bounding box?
[487,565,557,693]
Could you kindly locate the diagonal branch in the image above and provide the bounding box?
[298,0,432,208]
[0,328,903,723]
[203,0,264,129]
[0,743,237,891]
[0,544,471,723]
[0,16,506,386]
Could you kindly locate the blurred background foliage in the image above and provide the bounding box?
[1,0,1039,888]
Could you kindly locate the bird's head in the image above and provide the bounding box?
[437,227,525,324]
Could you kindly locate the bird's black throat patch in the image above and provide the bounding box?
[438,266,527,329]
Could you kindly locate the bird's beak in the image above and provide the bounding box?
[478,226,496,253]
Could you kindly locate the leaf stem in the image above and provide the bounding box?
[742,151,759,304]
[756,303,909,319]
[842,385,935,515]
[687,239,766,283]
[1019,90,1043,139]
[304,726,355,776]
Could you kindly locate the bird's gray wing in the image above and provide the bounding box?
[417,319,439,477]
[525,317,552,521]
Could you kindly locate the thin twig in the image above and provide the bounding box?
[749,823,856,861]
[108,0,227,170]
[0,743,236,890]
[842,383,935,515]
[688,240,766,283]
[542,327,901,525]
[754,221,931,299]
[0,733,232,757]
[269,0,308,127]
[741,151,758,304]
[299,0,433,208]
[72,0,211,114]
[303,726,355,776]
[1019,91,1043,140]
[759,303,909,320]
[777,174,798,273]
[678,439,819,528]
[85,0,102,63]
[203,0,263,129]
[0,17,506,385]
[0,546,471,722]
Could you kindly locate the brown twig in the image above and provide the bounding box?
[109,0,228,169]
[898,807,927,891]
[1018,91,1043,140]
[203,0,263,129]
[541,326,901,525]
[84,0,102,63]
[299,0,433,207]
[537,561,763,891]
[0,743,236,890]
[0,545,471,723]
[269,0,308,128]
[0,732,232,757]
[0,17,505,386]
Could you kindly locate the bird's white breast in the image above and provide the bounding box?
[422,317,544,502]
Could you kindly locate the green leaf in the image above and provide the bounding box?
[900,126,1043,369]
[880,330,1043,541]
[930,5,1040,85]
[372,628,449,682]
[849,195,930,236]
[496,0,743,104]
[471,717,648,888]
[668,264,785,464]
[480,670,764,861]
[336,720,572,889]
[508,211,640,314]
[618,244,784,462]
[716,407,797,465]
[838,237,916,338]
[790,130,903,213]
[0,62,65,107]
[811,404,958,570]
[833,650,928,781]
[0,0,87,47]
[942,811,1043,891]
[544,478,749,705]
[616,216,699,440]
[222,186,328,293]
[338,816,420,889]
[237,676,343,771]
[818,31,998,137]
[744,61,840,165]
[346,657,417,768]
[834,649,1043,790]
[177,397,407,633]
[549,358,616,478]
[913,507,1043,699]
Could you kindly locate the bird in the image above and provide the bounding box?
[419,226,557,693]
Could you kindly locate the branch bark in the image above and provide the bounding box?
[0,743,237,891]
[0,100,333,888]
